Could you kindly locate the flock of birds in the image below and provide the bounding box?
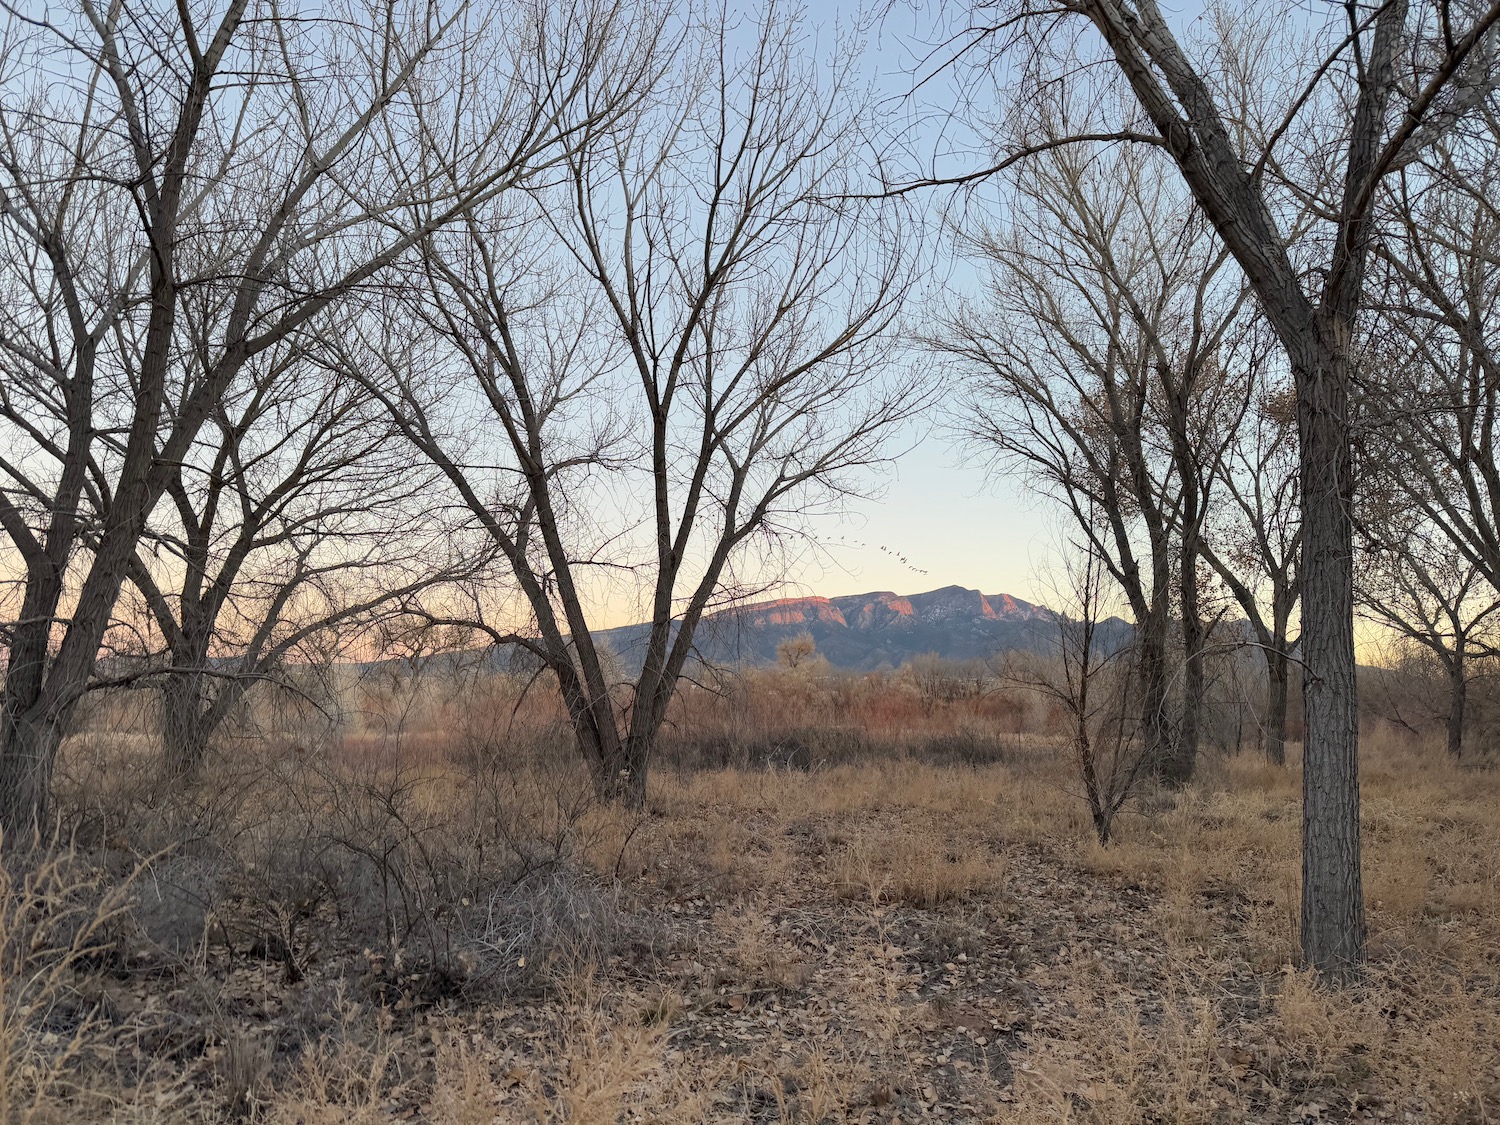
[831,534,930,576]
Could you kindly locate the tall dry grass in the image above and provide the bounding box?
[3,659,1495,1120]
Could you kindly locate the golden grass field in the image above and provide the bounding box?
[2,666,1496,1123]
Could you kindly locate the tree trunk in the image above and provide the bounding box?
[1264,644,1291,767]
[0,574,69,839]
[1446,651,1466,761]
[1174,615,1203,785]
[0,501,162,835]
[553,638,670,811]
[1172,544,1204,786]
[161,675,209,779]
[1083,751,1111,845]
[1296,354,1365,981]
[549,657,629,802]
[1163,370,1206,786]
[1136,609,1176,785]
[621,735,651,810]
[159,668,246,779]
[577,725,628,802]
[0,708,63,841]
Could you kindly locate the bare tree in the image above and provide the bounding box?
[942,130,1249,788]
[1358,102,1500,763]
[0,0,656,834]
[932,0,1500,978]
[1200,348,1302,765]
[1358,514,1500,760]
[346,8,928,806]
[1009,526,1154,846]
[1370,109,1500,593]
[114,337,479,777]
[1349,94,1500,767]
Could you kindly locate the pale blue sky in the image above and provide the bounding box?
[790,435,1056,602]
[770,0,1238,608]
[588,0,1333,625]
[760,0,1063,605]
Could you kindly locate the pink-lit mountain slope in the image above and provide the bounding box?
[598,585,1065,670]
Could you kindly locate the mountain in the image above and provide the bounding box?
[596,584,1081,671]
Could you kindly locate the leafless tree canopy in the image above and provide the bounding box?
[336,6,928,805]
[917,0,1500,978]
[0,0,662,832]
[942,125,1262,790]
[1,0,1500,998]
[115,338,478,777]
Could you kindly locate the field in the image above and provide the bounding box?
[4,665,1497,1124]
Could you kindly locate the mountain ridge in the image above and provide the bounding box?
[597,583,1094,670]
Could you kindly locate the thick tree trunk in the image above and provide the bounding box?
[1264,644,1291,767]
[550,657,627,802]
[1164,377,1206,787]
[1296,354,1365,981]
[0,488,167,836]
[159,668,251,779]
[553,643,668,811]
[0,574,72,840]
[1137,609,1177,786]
[154,618,256,778]
[1446,652,1466,761]
[621,735,651,810]
[1175,614,1203,785]
[161,676,210,779]
[577,724,628,802]
[620,650,674,811]
[0,708,63,841]
[579,724,653,809]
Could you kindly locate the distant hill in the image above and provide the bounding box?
[596,584,1111,671]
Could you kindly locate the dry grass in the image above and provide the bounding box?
[5,667,1498,1121]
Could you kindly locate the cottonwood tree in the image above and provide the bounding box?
[1360,109,1500,761]
[935,0,1500,978]
[116,337,476,777]
[1200,349,1302,765]
[0,0,656,834]
[1370,110,1500,595]
[1358,514,1500,759]
[943,130,1249,787]
[350,9,927,806]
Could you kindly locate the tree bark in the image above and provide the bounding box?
[161,672,210,779]
[1264,643,1291,767]
[1172,444,1206,786]
[1176,589,1205,785]
[558,668,627,801]
[158,667,252,779]
[0,571,71,836]
[0,706,64,840]
[1446,649,1467,761]
[1296,352,1365,981]
[1136,606,1179,786]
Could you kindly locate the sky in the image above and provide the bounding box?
[733,0,1073,610]
[747,0,1248,613]
[759,0,1405,666]
[786,436,1058,605]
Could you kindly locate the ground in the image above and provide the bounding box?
[10,723,1496,1124]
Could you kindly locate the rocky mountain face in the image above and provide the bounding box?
[598,585,1068,670]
